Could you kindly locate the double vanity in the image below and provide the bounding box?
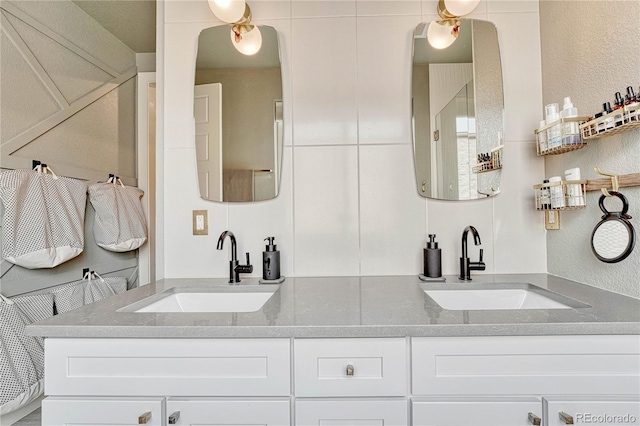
[29,275,640,425]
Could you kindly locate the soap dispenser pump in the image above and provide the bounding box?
[262,237,280,281]
[424,234,442,278]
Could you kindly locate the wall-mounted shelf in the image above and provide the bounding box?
[534,117,589,156]
[472,144,503,174]
[533,180,587,211]
[585,172,640,193]
[580,104,639,140]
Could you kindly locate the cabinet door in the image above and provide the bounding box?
[165,398,289,425]
[544,396,640,426]
[412,397,542,426]
[296,399,407,426]
[42,396,164,425]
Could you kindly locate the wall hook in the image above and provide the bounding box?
[594,167,619,197]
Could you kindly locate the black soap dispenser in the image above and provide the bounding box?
[262,237,280,281]
[423,234,443,280]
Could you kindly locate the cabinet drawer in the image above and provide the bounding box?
[45,338,290,396]
[544,396,640,426]
[42,396,164,425]
[166,398,290,425]
[412,335,640,396]
[412,397,542,426]
[294,338,407,397]
[296,399,408,426]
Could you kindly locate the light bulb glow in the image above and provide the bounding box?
[208,0,246,23]
[231,25,262,56]
[427,20,459,49]
[443,0,480,17]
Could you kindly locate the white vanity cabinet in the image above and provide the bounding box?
[296,399,408,425]
[42,396,165,425]
[411,335,640,426]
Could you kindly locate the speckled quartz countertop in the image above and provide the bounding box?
[27,274,640,338]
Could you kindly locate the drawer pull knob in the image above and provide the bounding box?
[559,411,574,424]
[528,412,541,425]
[346,364,354,376]
[138,411,152,424]
[169,411,181,424]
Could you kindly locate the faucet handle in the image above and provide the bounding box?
[245,252,251,265]
[479,248,484,262]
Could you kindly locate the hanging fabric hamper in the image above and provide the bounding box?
[0,166,87,269]
[52,272,127,314]
[88,177,147,252]
[0,293,54,415]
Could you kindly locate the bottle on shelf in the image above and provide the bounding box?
[545,103,561,149]
[560,97,580,145]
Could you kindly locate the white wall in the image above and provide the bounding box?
[159,0,546,279]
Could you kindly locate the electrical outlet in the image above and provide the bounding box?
[193,210,208,235]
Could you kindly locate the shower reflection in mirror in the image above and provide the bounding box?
[412,19,504,201]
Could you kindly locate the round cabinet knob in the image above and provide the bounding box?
[559,411,575,424]
[346,364,354,376]
[138,411,152,424]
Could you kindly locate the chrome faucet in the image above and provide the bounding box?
[216,230,253,284]
[459,225,486,281]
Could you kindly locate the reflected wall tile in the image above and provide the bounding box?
[293,146,360,276]
[291,17,358,145]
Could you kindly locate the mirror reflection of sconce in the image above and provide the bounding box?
[427,0,480,49]
[208,0,262,56]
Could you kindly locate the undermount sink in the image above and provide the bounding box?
[119,285,279,313]
[422,283,589,311]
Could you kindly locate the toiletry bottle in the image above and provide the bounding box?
[540,179,551,210]
[601,102,614,132]
[549,176,565,209]
[545,103,561,150]
[424,234,442,278]
[538,120,547,154]
[262,237,280,280]
[564,168,584,207]
[613,92,625,126]
[560,97,579,144]
[625,86,638,122]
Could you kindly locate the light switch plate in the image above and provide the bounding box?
[193,210,208,235]
[545,210,560,230]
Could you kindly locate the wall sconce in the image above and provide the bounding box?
[208,0,262,55]
[427,0,479,49]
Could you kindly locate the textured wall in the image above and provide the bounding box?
[540,1,640,297]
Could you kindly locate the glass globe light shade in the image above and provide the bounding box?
[208,0,246,23]
[443,0,480,17]
[427,20,458,49]
[231,25,262,56]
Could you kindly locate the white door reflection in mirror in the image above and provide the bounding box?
[195,83,223,201]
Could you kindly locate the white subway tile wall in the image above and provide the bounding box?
[161,0,546,278]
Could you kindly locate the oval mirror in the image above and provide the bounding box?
[194,25,283,202]
[411,19,504,200]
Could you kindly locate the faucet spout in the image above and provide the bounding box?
[459,225,485,281]
[217,230,252,284]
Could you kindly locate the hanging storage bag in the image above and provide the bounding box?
[88,176,147,252]
[0,165,87,269]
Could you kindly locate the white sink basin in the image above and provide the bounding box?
[120,285,278,313]
[422,284,589,311]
